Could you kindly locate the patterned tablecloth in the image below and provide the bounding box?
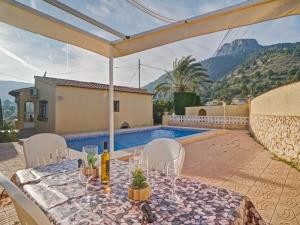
[16,159,265,225]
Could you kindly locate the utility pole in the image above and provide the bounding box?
[138,58,141,89]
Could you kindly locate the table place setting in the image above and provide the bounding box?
[14,143,265,225]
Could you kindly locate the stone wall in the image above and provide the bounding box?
[250,81,300,167]
[250,114,300,166]
[185,104,249,117]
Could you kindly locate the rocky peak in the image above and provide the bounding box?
[216,39,262,57]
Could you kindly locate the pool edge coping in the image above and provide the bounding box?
[67,126,229,159]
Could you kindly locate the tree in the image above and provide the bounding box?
[153,100,173,124]
[292,69,300,82]
[0,98,3,128]
[154,56,209,97]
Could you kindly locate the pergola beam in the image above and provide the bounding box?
[112,0,300,57]
[42,0,127,40]
[0,0,111,57]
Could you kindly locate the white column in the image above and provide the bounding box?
[109,48,114,152]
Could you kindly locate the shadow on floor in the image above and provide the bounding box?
[0,143,19,161]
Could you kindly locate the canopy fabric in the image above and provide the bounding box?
[112,0,300,57]
[1,0,300,58]
[0,0,111,57]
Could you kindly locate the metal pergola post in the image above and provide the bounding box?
[109,46,114,153]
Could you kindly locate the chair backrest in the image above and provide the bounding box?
[0,172,52,225]
[143,138,185,175]
[23,133,67,168]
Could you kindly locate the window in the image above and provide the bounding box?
[38,100,48,121]
[114,100,120,112]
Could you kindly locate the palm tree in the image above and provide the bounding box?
[155,56,209,97]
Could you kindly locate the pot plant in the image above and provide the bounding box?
[82,152,99,178]
[128,167,151,201]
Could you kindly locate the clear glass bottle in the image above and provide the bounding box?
[101,141,110,184]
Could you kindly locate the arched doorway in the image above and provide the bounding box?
[24,101,34,128]
[198,109,207,116]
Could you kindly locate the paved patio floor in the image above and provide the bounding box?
[0,130,300,224]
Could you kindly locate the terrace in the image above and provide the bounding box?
[1,131,300,224]
[1,0,300,225]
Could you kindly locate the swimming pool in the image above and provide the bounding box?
[65,126,209,153]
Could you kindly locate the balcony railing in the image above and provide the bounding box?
[168,115,249,126]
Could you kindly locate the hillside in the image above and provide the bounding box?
[204,44,300,102]
[143,39,300,103]
[0,80,32,101]
[143,39,263,92]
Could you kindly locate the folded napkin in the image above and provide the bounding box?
[16,169,39,185]
[23,182,68,210]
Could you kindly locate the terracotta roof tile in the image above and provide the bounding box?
[34,76,153,95]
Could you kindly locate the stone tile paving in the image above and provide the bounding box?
[0,143,25,225]
[1,130,300,224]
[182,130,300,225]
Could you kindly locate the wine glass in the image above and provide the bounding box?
[57,147,70,173]
[79,163,93,202]
[128,156,139,183]
[165,161,180,202]
[82,145,99,169]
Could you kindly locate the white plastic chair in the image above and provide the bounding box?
[143,138,185,175]
[0,172,52,225]
[23,133,67,168]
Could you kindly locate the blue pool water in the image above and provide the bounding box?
[66,127,208,153]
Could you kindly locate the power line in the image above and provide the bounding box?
[126,0,178,23]
[141,64,169,73]
[212,29,232,57]
[240,26,251,39]
[126,68,139,86]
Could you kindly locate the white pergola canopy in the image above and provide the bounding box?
[1,0,300,58]
[1,0,300,151]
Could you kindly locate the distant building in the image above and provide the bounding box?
[9,76,153,134]
[205,100,221,106]
[231,98,249,105]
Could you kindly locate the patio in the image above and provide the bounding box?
[1,131,299,225]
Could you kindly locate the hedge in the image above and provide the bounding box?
[174,92,200,115]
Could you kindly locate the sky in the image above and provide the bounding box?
[0,0,300,87]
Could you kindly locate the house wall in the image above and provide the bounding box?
[250,81,300,167]
[34,79,56,133]
[14,89,36,129]
[54,86,153,134]
[185,104,249,117]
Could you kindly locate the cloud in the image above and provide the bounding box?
[0,1,300,87]
[0,46,41,72]
[30,0,37,9]
[85,1,111,17]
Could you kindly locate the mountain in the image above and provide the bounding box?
[143,39,300,98]
[201,39,263,81]
[143,39,263,92]
[204,42,300,102]
[0,80,33,101]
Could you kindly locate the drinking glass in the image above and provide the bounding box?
[79,163,93,202]
[82,145,99,169]
[165,161,180,202]
[57,147,70,173]
[128,156,139,183]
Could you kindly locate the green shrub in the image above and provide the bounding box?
[0,121,18,143]
[131,167,148,189]
[174,92,200,115]
[0,130,18,143]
